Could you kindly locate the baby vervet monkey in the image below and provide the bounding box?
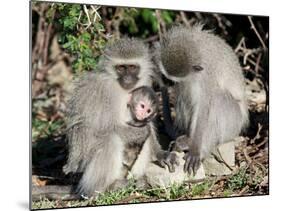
[63,38,178,198]
[113,86,162,189]
[158,25,249,175]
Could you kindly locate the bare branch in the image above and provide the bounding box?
[155,10,166,42]
[83,5,92,30]
[235,37,245,53]
[180,11,191,27]
[248,16,267,49]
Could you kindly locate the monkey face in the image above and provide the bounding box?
[133,99,155,121]
[115,64,140,90]
[127,86,159,127]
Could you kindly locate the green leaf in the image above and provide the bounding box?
[141,9,152,23]
[161,11,173,24]
[151,19,159,33]
[81,32,91,42]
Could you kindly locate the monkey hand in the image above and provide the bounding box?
[183,149,201,176]
[63,163,78,175]
[158,151,180,173]
[169,135,191,152]
[169,135,201,175]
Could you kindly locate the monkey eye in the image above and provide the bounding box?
[192,65,204,72]
[129,64,136,69]
[115,65,126,73]
[128,64,140,73]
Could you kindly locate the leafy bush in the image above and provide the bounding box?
[47,3,106,73]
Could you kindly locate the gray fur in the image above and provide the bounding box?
[64,38,176,197]
[104,37,149,59]
[116,124,151,178]
[159,25,248,173]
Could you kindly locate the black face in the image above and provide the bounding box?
[115,64,140,90]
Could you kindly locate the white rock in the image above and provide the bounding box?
[203,141,235,176]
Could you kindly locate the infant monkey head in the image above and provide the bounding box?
[127,86,159,127]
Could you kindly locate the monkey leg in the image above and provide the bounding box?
[77,135,124,197]
[108,177,151,191]
[108,179,130,191]
[183,92,244,175]
[63,126,90,174]
[135,176,151,190]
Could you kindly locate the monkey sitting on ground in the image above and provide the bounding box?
[158,25,249,175]
[63,38,178,198]
[32,85,173,201]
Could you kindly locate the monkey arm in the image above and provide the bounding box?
[180,101,212,175]
[64,73,119,175]
[148,125,179,172]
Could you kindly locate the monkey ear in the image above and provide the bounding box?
[192,65,204,72]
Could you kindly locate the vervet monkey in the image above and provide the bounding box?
[111,86,160,189]
[32,86,164,201]
[63,38,178,197]
[158,25,249,175]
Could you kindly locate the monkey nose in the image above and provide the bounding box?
[136,110,146,120]
[136,111,146,120]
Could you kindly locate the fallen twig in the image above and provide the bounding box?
[117,192,148,204]
[238,185,249,195]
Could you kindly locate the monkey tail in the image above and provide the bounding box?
[32,185,80,201]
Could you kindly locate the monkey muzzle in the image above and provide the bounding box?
[127,103,156,127]
[118,75,139,90]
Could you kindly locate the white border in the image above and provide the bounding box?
[1,0,279,211]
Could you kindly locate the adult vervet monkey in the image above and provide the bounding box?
[63,38,178,197]
[158,25,248,175]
